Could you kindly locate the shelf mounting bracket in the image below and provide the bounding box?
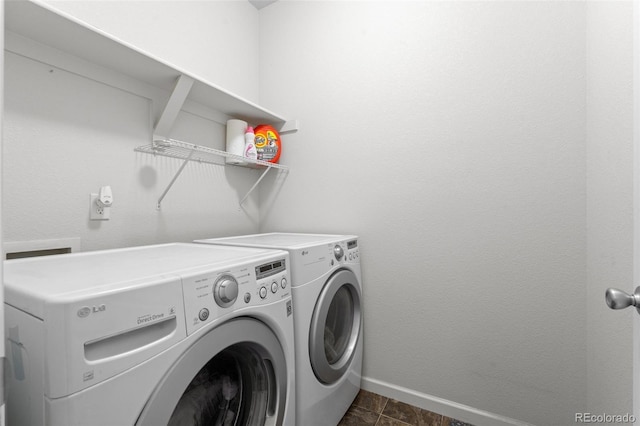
[156,148,195,210]
[153,74,195,140]
[239,166,272,205]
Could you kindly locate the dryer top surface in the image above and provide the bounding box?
[196,232,358,250]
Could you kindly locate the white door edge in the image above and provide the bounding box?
[633,0,640,421]
[0,0,6,424]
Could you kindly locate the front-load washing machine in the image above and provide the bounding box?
[4,243,295,426]
[195,233,363,426]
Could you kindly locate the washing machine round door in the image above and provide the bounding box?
[309,268,362,384]
[136,318,288,426]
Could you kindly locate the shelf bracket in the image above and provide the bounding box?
[156,148,195,210]
[239,166,272,205]
[153,74,195,140]
[279,120,299,134]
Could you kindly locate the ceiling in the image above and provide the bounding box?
[248,0,278,10]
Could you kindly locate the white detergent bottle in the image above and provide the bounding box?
[244,126,258,161]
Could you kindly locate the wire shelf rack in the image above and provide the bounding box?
[135,139,289,170]
[135,138,289,209]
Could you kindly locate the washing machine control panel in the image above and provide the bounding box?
[181,255,290,335]
[254,258,289,303]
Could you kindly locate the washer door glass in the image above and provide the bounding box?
[309,268,362,384]
[136,318,287,426]
[169,344,270,425]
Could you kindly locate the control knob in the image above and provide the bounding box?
[334,245,344,261]
[214,275,239,308]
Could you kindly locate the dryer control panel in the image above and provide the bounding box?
[181,254,291,335]
[332,239,360,265]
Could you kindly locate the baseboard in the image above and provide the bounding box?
[360,376,534,426]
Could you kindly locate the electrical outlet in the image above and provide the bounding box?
[90,193,110,220]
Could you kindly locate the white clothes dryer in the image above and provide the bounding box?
[195,233,363,426]
[4,243,295,426]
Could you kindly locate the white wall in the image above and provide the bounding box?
[4,0,263,252]
[259,2,587,425]
[585,0,634,419]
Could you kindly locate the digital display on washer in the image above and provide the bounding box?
[256,259,286,279]
[347,240,358,249]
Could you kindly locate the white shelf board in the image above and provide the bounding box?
[5,0,291,127]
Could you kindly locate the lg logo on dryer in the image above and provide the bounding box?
[77,304,106,318]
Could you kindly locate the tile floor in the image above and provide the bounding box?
[338,390,475,426]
